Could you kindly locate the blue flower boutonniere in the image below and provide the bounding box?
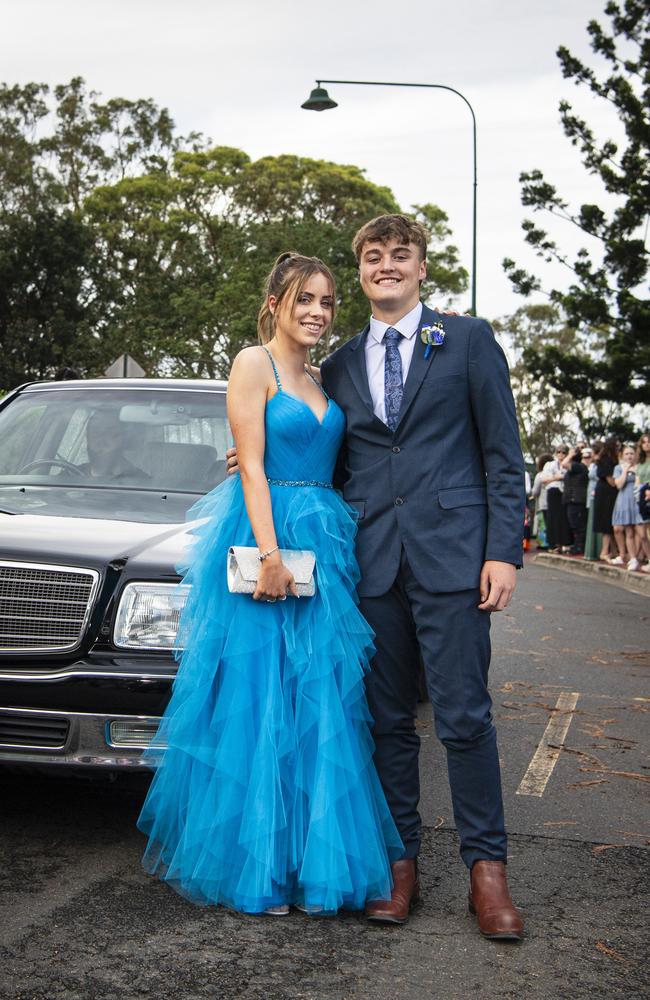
[420,321,446,358]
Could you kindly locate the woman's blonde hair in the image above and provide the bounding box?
[257,251,337,344]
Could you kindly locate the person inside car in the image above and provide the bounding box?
[76,410,148,484]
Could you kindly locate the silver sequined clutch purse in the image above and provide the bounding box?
[227,546,317,597]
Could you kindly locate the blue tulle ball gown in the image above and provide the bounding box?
[137,362,403,914]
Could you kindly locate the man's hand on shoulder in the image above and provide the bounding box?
[226,446,239,475]
[478,561,517,612]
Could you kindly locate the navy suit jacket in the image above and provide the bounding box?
[320,304,525,597]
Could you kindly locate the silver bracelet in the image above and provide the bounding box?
[258,545,280,562]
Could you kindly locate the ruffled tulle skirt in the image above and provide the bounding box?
[137,475,403,913]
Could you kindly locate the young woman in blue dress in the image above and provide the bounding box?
[137,253,402,915]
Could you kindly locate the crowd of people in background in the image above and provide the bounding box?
[530,431,650,573]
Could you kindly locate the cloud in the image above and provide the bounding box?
[2,0,616,317]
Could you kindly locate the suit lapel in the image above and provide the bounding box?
[395,305,443,430]
[346,326,375,414]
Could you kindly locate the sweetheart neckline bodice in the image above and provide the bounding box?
[267,390,333,428]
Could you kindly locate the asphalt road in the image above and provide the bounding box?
[419,555,649,847]
[0,559,647,1000]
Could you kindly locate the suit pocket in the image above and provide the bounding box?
[346,499,366,520]
[427,372,465,385]
[438,486,487,509]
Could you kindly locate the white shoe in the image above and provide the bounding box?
[263,905,290,916]
[627,557,640,571]
[609,556,625,565]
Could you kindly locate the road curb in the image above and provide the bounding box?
[533,551,650,597]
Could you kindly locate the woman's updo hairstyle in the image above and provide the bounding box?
[257,251,337,345]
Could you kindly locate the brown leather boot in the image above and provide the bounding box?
[468,860,524,940]
[365,859,419,924]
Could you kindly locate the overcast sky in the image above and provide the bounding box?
[3,0,620,321]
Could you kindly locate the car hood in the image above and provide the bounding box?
[0,512,197,573]
[0,484,196,523]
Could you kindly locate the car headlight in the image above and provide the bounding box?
[113,583,190,650]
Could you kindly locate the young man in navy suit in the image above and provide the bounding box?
[320,215,525,939]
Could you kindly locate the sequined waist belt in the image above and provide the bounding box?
[267,478,334,490]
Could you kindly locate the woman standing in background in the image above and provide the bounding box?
[635,432,650,571]
[584,442,603,561]
[541,446,571,552]
[611,444,642,570]
[532,453,552,550]
[592,436,619,562]
[561,447,589,555]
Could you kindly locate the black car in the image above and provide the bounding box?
[0,378,229,771]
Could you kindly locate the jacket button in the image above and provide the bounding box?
[392,446,401,454]
[394,497,404,506]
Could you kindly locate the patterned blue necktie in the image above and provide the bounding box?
[383,327,404,432]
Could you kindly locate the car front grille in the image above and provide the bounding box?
[0,562,100,652]
[0,710,70,749]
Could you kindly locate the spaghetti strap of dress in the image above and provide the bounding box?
[262,347,283,391]
[304,365,329,400]
[263,346,329,401]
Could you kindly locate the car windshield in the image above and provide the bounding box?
[0,385,230,522]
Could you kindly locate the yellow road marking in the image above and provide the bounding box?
[516,691,580,797]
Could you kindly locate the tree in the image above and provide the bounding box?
[0,77,182,214]
[84,150,468,377]
[0,78,185,387]
[0,209,99,390]
[503,0,650,419]
[0,78,468,386]
[493,304,631,456]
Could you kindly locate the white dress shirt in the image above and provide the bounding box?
[542,459,565,492]
[365,302,423,423]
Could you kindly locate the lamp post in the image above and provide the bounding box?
[301,79,478,316]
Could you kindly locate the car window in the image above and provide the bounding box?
[0,403,47,472]
[56,406,93,465]
[0,387,230,504]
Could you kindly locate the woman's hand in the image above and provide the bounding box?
[226,446,239,475]
[433,305,465,315]
[561,449,575,470]
[253,553,298,602]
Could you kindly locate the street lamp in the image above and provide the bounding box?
[301,79,478,316]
